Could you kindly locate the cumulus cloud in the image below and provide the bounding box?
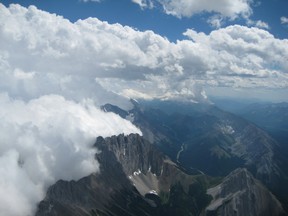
[1,3,287,101]
[98,25,288,97]
[182,26,288,88]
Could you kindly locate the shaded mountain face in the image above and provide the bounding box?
[102,100,288,209]
[228,102,288,132]
[210,101,288,208]
[36,134,213,216]
[236,102,288,148]
[211,100,288,156]
[206,168,285,216]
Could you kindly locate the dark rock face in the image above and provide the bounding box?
[206,168,286,216]
[95,134,164,177]
[94,134,211,202]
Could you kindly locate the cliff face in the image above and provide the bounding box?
[94,134,204,197]
[206,168,285,216]
[95,134,164,177]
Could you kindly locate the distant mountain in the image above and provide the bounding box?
[211,100,288,145]
[238,102,288,133]
[102,100,288,210]
[36,134,285,216]
[206,168,285,216]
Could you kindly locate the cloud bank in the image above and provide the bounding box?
[0,94,140,216]
[0,3,288,215]
[2,3,287,103]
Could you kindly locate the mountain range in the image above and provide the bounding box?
[36,100,288,216]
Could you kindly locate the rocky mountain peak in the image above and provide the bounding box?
[95,133,164,177]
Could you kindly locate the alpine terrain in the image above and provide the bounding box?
[36,100,288,216]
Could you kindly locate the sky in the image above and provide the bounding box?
[0,1,287,215]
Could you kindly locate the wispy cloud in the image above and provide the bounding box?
[247,19,270,29]
[132,0,154,9]
[207,15,223,29]
[80,0,102,3]
[254,20,270,29]
[280,16,288,24]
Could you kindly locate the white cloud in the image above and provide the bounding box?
[247,19,270,29]
[255,20,269,29]
[207,15,224,28]
[281,16,288,24]
[0,94,141,216]
[132,0,154,9]
[182,25,288,88]
[143,0,252,19]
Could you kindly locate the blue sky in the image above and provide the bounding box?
[0,0,287,102]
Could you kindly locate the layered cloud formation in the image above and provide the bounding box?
[0,3,288,215]
[1,3,287,102]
